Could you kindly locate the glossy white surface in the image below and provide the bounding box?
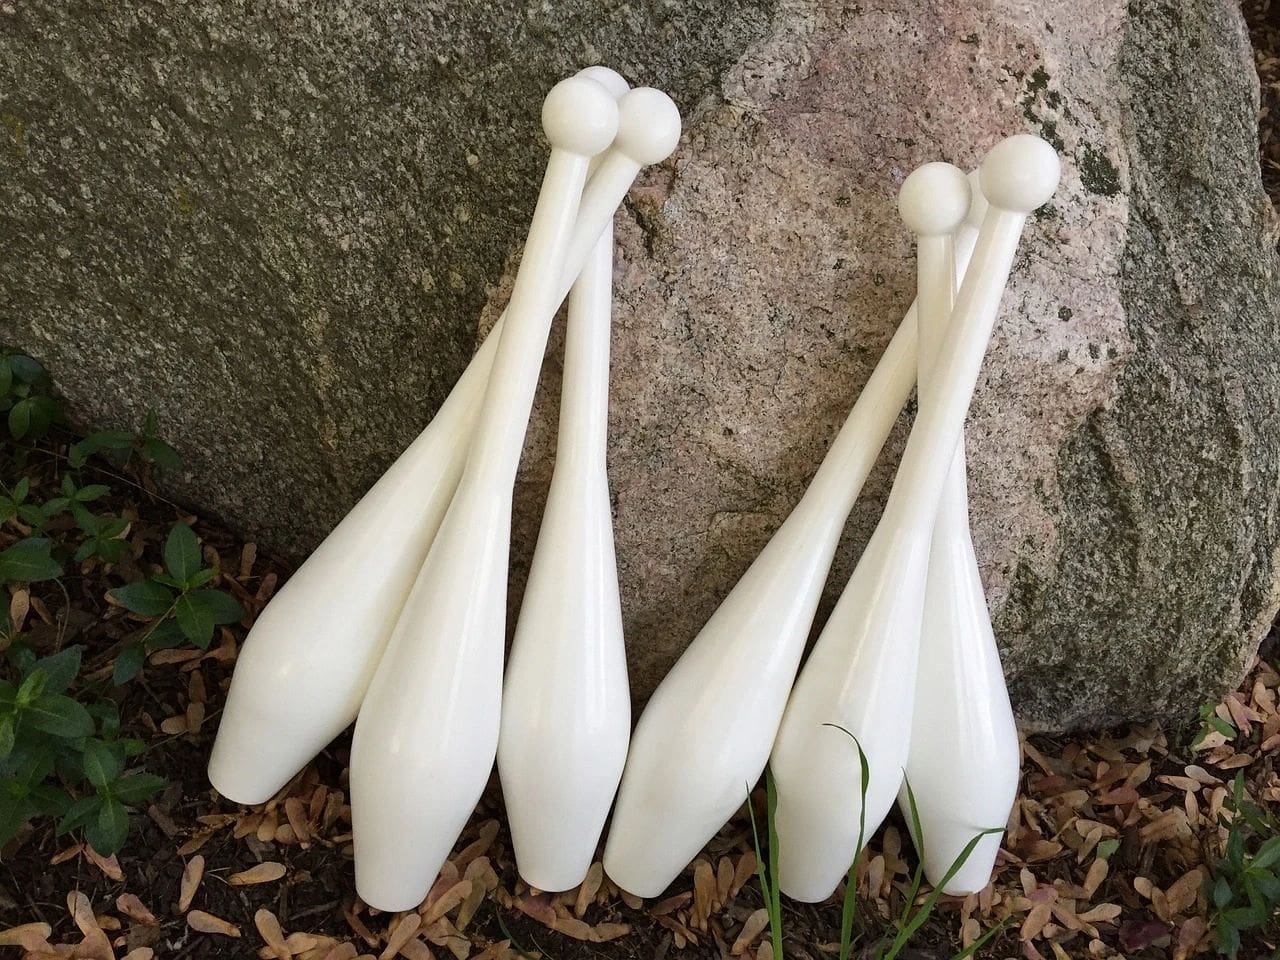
[605,264,963,894]
[205,80,675,808]
[499,222,629,892]
[900,165,1019,896]
[770,137,1059,903]
[349,75,618,913]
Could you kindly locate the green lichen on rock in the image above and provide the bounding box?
[995,0,1280,730]
[0,0,776,554]
[1078,143,1122,196]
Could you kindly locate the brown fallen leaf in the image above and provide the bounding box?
[255,908,292,959]
[188,909,242,937]
[68,890,114,960]
[379,913,422,959]
[229,861,288,886]
[50,843,84,865]
[732,909,770,955]
[421,881,471,925]
[85,846,124,881]
[0,922,53,949]
[592,922,631,942]
[116,892,159,925]
[179,854,205,911]
[574,862,603,917]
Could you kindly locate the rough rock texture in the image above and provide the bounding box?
[3,0,1278,730]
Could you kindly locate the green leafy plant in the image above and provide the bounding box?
[0,349,190,858]
[0,646,164,854]
[1208,771,1280,958]
[0,536,63,584]
[0,352,60,442]
[108,521,244,682]
[69,412,181,472]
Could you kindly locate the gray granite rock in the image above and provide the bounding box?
[3,0,1277,730]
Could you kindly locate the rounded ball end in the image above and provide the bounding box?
[576,65,630,100]
[614,87,682,166]
[978,134,1061,213]
[898,161,971,235]
[964,169,989,228]
[542,76,619,156]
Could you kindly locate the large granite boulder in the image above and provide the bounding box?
[3,0,1277,731]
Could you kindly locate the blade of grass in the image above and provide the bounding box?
[949,915,1010,959]
[824,723,870,960]
[747,778,783,958]
[897,779,928,923]
[766,768,783,960]
[885,822,1004,959]
[494,907,552,960]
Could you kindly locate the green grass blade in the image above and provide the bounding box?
[887,825,1004,958]
[823,723,870,960]
[747,778,783,958]
[949,915,1010,959]
[766,768,783,960]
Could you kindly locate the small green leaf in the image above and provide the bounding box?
[17,672,46,710]
[112,644,146,685]
[0,538,62,583]
[186,567,217,589]
[24,694,94,738]
[57,793,101,834]
[112,773,166,803]
[12,477,28,503]
[61,474,76,498]
[81,739,125,789]
[40,497,69,517]
[74,484,111,503]
[85,792,128,855]
[83,429,135,452]
[8,398,32,439]
[17,504,46,526]
[31,646,82,694]
[1249,836,1280,873]
[1096,838,1120,860]
[8,355,45,384]
[110,580,175,617]
[0,716,14,759]
[187,589,244,625]
[175,593,215,648]
[1213,873,1235,909]
[164,522,201,582]
[145,618,186,650]
[142,436,183,471]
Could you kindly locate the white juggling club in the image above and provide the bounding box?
[898,166,1018,896]
[498,222,628,892]
[498,89,680,894]
[770,135,1060,903]
[348,77,627,914]
[206,70,657,807]
[601,171,1002,900]
[603,183,991,898]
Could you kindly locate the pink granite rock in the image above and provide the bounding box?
[505,0,1280,730]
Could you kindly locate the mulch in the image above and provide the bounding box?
[3,504,1279,960]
